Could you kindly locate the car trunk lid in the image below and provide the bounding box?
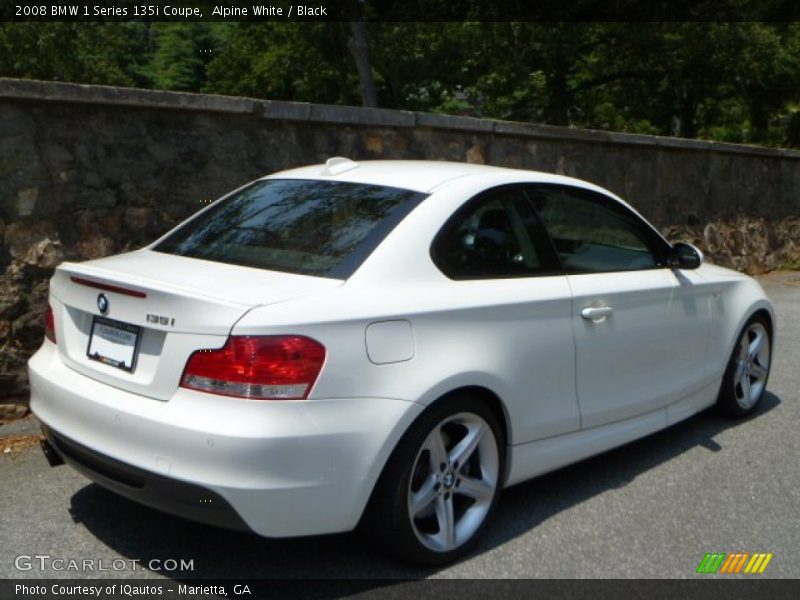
[49,249,341,400]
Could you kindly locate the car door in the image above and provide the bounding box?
[526,184,713,429]
[430,186,580,443]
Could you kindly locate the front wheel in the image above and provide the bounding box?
[716,315,772,418]
[362,395,504,566]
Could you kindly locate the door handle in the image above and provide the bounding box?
[581,306,613,321]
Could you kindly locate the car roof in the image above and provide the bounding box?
[263,159,600,194]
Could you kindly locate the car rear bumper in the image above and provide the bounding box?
[29,341,423,537]
[42,425,252,531]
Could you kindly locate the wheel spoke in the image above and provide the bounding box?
[457,475,493,501]
[733,361,745,386]
[741,373,752,403]
[448,422,485,468]
[410,476,439,517]
[424,427,448,472]
[739,339,749,362]
[750,362,768,380]
[749,330,765,358]
[435,494,455,549]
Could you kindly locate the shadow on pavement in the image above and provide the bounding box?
[67,391,781,584]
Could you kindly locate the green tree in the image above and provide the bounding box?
[368,22,482,113]
[579,23,800,143]
[0,23,144,86]
[147,23,217,92]
[205,23,360,105]
[3,18,800,148]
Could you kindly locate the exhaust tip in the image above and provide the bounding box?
[40,438,64,467]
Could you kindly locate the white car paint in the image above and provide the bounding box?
[29,159,774,541]
[568,268,714,429]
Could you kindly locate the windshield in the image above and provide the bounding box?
[153,179,426,278]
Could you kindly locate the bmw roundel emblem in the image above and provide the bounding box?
[97,293,109,314]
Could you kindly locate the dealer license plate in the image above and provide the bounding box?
[87,316,141,372]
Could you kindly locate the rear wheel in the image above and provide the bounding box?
[363,395,504,566]
[716,315,772,417]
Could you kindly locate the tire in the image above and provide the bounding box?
[361,394,505,566]
[716,314,772,418]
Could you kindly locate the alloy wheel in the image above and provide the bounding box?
[407,412,499,553]
[733,322,770,410]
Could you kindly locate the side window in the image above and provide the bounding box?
[432,188,556,279]
[527,186,663,274]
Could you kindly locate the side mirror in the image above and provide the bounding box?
[671,242,704,270]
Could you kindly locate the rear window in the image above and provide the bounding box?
[153,179,426,278]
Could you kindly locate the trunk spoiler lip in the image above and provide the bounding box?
[54,260,257,308]
[70,276,148,298]
[53,257,344,310]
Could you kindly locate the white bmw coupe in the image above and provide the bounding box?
[30,159,774,565]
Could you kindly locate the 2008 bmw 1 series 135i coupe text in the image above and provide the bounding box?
[29,159,774,565]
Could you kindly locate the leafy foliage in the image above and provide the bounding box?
[204,23,360,105]
[0,23,144,85]
[2,19,800,147]
[148,23,217,92]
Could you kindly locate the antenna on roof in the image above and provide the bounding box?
[321,157,359,176]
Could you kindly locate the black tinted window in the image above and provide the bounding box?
[154,179,426,278]
[432,188,557,279]
[527,186,663,273]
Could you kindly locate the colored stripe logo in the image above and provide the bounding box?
[697,552,773,574]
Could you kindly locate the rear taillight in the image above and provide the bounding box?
[180,336,326,400]
[45,304,56,344]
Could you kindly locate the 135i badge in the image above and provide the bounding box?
[146,313,175,327]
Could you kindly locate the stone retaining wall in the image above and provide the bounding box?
[1,78,799,400]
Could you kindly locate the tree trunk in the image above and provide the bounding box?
[678,88,698,138]
[347,1,377,108]
[748,100,769,142]
[546,70,570,126]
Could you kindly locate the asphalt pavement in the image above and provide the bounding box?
[1,272,798,580]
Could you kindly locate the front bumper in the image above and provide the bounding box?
[29,342,423,537]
